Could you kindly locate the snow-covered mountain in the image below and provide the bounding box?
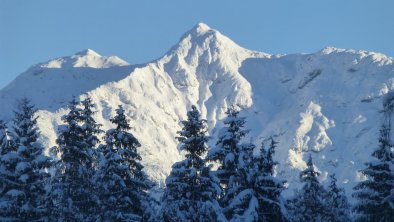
[1,23,393,198]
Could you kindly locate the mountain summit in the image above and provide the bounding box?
[37,48,129,69]
[1,23,393,197]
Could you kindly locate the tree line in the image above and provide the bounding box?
[0,97,392,221]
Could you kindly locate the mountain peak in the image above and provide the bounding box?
[180,22,219,40]
[320,46,347,55]
[193,22,211,34]
[166,23,269,69]
[2,23,394,199]
[74,48,101,57]
[36,49,129,69]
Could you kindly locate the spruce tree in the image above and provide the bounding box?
[49,96,101,221]
[208,107,249,188]
[325,174,351,222]
[96,105,154,221]
[0,120,16,155]
[0,120,19,221]
[353,117,394,221]
[162,105,225,222]
[80,96,103,153]
[207,106,257,221]
[0,98,51,221]
[286,155,327,222]
[251,138,286,222]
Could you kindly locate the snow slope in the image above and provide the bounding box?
[1,23,393,198]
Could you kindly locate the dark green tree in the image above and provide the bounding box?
[80,96,103,151]
[49,96,101,221]
[0,98,51,221]
[97,105,154,221]
[207,106,257,220]
[325,174,351,222]
[162,105,225,222]
[353,94,394,222]
[251,139,287,222]
[286,155,327,222]
[0,120,19,221]
[353,123,394,221]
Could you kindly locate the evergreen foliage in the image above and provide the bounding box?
[0,120,19,221]
[0,120,17,158]
[80,96,103,150]
[0,98,51,221]
[286,155,327,222]
[97,105,154,221]
[207,106,257,221]
[5,96,393,221]
[353,96,394,222]
[162,105,225,222]
[325,174,351,222]
[250,139,287,222]
[49,96,101,221]
[208,107,249,188]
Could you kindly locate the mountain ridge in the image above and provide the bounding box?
[36,48,129,69]
[1,23,393,199]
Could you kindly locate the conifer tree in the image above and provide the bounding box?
[80,96,103,152]
[207,106,257,221]
[208,107,249,188]
[286,155,327,222]
[49,96,101,221]
[353,97,394,222]
[162,105,225,222]
[0,98,51,221]
[0,120,19,221]
[0,120,15,154]
[251,138,286,222]
[325,174,351,222]
[97,105,154,221]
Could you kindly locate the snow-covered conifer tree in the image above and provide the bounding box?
[49,97,100,221]
[208,107,249,188]
[96,105,154,221]
[207,106,257,221]
[353,94,394,222]
[286,155,327,222]
[325,174,351,222]
[0,98,51,221]
[162,105,225,222]
[0,120,16,155]
[0,120,19,221]
[251,138,286,222]
[80,95,103,153]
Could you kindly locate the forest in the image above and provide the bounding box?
[0,96,393,222]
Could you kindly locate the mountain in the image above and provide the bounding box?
[0,49,133,114]
[1,23,393,198]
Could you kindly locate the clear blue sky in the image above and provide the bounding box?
[1,0,393,88]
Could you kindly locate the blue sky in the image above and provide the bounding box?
[1,0,393,88]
